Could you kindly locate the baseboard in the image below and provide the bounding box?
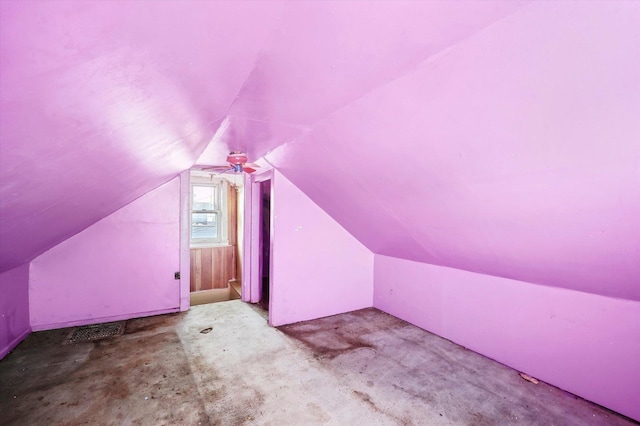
[0,327,32,360]
[30,307,180,332]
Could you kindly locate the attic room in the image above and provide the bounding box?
[0,1,638,424]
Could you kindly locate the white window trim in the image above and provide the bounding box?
[190,175,229,248]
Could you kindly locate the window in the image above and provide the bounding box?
[190,178,228,246]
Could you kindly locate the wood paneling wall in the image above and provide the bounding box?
[190,246,236,291]
[228,185,237,245]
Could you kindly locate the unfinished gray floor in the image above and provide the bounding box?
[0,301,634,425]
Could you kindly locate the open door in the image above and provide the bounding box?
[246,171,274,320]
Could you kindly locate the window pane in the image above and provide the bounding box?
[191,213,218,239]
[192,185,218,211]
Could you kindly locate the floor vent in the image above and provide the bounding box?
[65,321,126,344]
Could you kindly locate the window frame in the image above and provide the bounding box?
[189,176,229,248]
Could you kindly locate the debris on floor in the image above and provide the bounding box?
[519,372,540,384]
[1,301,635,426]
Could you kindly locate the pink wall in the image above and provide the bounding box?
[374,255,640,421]
[0,264,30,359]
[29,178,181,330]
[270,171,373,326]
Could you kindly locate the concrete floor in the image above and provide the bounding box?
[0,301,634,425]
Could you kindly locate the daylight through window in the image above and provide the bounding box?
[190,180,227,246]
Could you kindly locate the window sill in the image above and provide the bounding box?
[190,241,232,249]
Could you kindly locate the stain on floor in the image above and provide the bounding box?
[1,302,637,426]
[1,317,208,426]
[278,308,636,426]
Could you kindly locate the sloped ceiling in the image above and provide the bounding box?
[267,2,640,300]
[0,0,283,271]
[1,1,638,300]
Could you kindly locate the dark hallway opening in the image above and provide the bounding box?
[258,179,271,310]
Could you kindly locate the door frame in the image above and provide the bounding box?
[179,169,237,309]
[243,170,274,312]
[180,168,275,316]
[179,170,191,311]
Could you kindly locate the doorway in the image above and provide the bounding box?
[258,179,271,310]
[247,172,273,319]
[179,169,272,317]
[188,170,244,306]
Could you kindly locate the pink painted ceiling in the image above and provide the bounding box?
[267,1,640,300]
[0,0,282,271]
[1,1,638,300]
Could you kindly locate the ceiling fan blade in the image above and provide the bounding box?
[242,166,257,173]
[214,168,235,176]
[200,165,232,171]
